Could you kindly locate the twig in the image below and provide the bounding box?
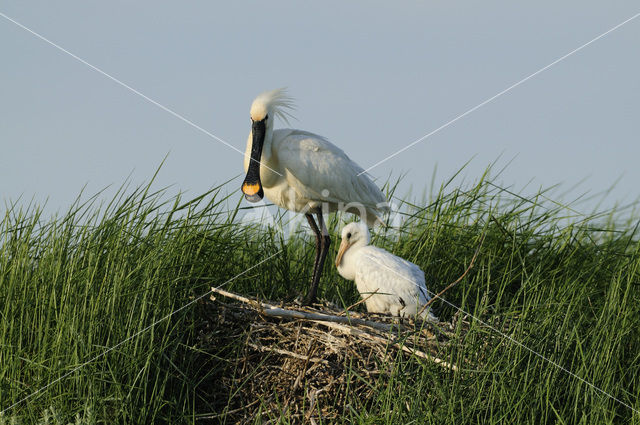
[317,321,458,371]
[292,339,318,392]
[417,233,485,317]
[396,344,458,372]
[246,342,328,365]
[342,288,379,315]
[260,307,397,332]
[210,287,274,310]
[211,286,398,332]
[312,320,373,337]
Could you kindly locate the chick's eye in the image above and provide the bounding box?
[346,232,352,239]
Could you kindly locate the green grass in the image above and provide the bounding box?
[1,172,640,424]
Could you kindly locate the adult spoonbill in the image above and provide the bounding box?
[241,89,389,304]
[335,222,438,321]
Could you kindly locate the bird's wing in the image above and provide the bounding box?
[272,129,388,213]
[354,246,431,307]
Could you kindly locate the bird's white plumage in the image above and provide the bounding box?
[336,222,438,321]
[244,89,389,225]
[250,88,295,123]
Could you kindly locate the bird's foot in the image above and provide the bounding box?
[293,292,317,307]
[301,296,317,307]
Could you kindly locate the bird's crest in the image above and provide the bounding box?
[250,88,296,125]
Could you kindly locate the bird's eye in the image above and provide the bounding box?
[346,232,352,239]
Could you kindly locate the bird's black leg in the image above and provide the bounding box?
[305,213,322,296]
[304,211,331,305]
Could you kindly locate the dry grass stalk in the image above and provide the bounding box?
[417,233,485,317]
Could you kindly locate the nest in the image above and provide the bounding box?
[201,288,471,424]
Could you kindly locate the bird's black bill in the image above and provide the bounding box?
[241,119,266,202]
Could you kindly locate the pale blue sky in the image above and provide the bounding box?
[1,1,639,217]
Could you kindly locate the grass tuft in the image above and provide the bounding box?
[1,171,639,424]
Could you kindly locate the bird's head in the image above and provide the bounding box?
[249,99,268,123]
[335,222,371,267]
[249,88,295,123]
[242,88,295,203]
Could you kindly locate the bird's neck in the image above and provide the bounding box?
[337,242,367,281]
[351,239,369,250]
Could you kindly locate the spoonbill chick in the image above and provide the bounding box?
[241,89,389,304]
[335,222,437,321]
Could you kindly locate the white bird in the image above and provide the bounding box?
[335,222,438,321]
[241,89,389,304]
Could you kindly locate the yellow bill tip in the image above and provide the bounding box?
[242,182,263,203]
[242,182,261,196]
